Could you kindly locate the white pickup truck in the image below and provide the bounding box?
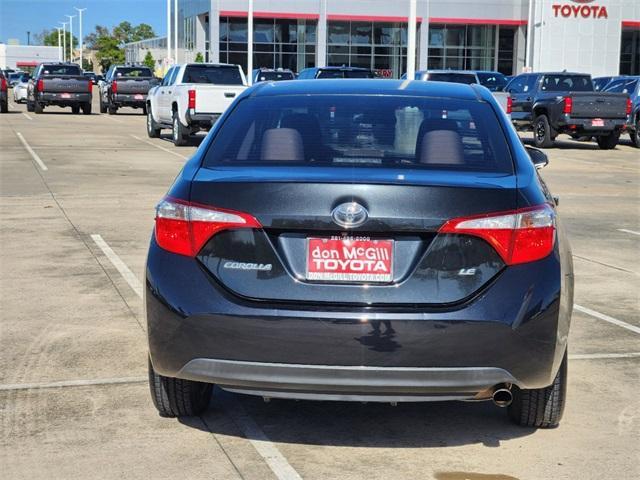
[146,63,247,145]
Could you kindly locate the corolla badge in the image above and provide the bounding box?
[331,202,368,228]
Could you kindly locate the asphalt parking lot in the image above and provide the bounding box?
[1,91,638,480]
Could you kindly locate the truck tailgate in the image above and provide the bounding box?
[570,92,628,119]
[114,77,156,95]
[190,85,247,114]
[42,75,91,94]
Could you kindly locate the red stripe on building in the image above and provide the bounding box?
[430,17,527,26]
[220,11,319,20]
[327,14,423,22]
[621,20,640,28]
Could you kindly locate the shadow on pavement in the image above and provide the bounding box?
[179,387,535,448]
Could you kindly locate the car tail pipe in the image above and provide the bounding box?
[491,384,513,407]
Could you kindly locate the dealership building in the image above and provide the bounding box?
[125,0,639,78]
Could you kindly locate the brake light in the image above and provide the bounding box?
[0,77,6,92]
[88,79,93,93]
[626,98,632,116]
[112,80,117,94]
[188,89,196,109]
[37,79,44,92]
[154,197,261,257]
[563,96,572,115]
[439,204,556,265]
[506,96,513,114]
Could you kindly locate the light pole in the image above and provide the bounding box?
[247,0,253,85]
[75,8,86,68]
[60,22,67,62]
[66,14,76,62]
[173,0,178,62]
[166,0,172,64]
[406,0,417,80]
[56,27,63,61]
[27,31,31,46]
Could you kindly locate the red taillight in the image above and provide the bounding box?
[154,197,261,257]
[188,89,196,109]
[439,204,556,265]
[626,98,632,116]
[563,96,572,115]
[37,79,44,92]
[88,80,93,93]
[0,77,6,92]
[112,80,117,94]
[506,96,513,114]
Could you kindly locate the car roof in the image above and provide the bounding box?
[419,70,477,75]
[312,66,372,71]
[247,79,486,101]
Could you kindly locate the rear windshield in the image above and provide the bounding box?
[204,95,512,173]
[317,69,375,79]
[183,65,243,84]
[476,72,508,91]
[256,71,295,82]
[604,78,638,94]
[115,67,152,77]
[42,65,81,76]
[427,73,477,85]
[541,75,593,92]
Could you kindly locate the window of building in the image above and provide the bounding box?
[326,21,415,78]
[620,28,640,75]
[219,17,317,74]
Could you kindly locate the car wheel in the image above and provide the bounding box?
[82,102,92,115]
[26,100,35,112]
[71,105,80,114]
[146,106,161,138]
[508,351,567,428]
[533,114,554,148]
[0,99,7,113]
[34,100,44,114]
[99,100,107,114]
[148,357,212,417]
[596,131,619,150]
[108,103,117,115]
[172,111,188,146]
[630,118,640,148]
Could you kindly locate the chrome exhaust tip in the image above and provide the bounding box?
[492,387,513,407]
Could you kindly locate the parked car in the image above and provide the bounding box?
[604,76,640,148]
[473,70,509,92]
[297,66,375,79]
[592,76,617,91]
[13,74,30,103]
[146,79,573,429]
[146,63,247,145]
[8,71,24,87]
[27,62,92,114]
[99,65,159,115]
[83,71,99,84]
[0,71,8,113]
[252,68,295,83]
[408,70,511,116]
[505,72,630,149]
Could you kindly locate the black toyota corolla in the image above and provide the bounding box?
[146,79,573,428]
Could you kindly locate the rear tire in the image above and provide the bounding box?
[148,357,212,417]
[34,100,44,114]
[0,99,7,113]
[81,102,92,115]
[142,105,148,116]
[107,102,117,115]
[99,100,107,114]
[596,131,619,150]
[172,111,189,146]
[508,351,567,428]
[629,118,640,148]
[26,100,35,112]
[71,105,80,114]
[146,105,161,138]
[533,114,554,148]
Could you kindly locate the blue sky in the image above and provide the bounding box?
[0,0,166,44]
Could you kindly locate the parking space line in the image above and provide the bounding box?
[618,228,640,236]
[130,134,188,160]
[90,234,143,298]
[22,112,33,120]
[574,304,640,335]
[15,132,48,171]
[0,376,147,392]
[569,352,640,360]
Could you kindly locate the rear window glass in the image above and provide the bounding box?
[541,75,593,92]
[604,78,638,94]
[476,72,507,91]
[256,71,295,82]
[115,67,152,77]
[204,95,512,173]
[427,73,477,85]
[42,65,81,76]
[317,69,375,79]
[183,65,243,84]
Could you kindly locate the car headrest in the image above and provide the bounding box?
[416,120,464,165]
[260,128,305,162]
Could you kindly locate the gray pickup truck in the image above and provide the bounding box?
[27,63,92,114]
[99,65,158,115]
[506,72,630,149]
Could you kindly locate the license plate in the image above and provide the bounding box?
[134,94,143,100]
[61,93,71,99]
[592,118,604,127]
[306,237,393,283]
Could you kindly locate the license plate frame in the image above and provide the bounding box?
[591,118,605,127]
[134,94,144,100]
[60,93,71,99]
[306,236,394,283]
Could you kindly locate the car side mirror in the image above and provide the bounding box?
[526,146,549,169]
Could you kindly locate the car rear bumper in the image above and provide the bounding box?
[38,92,91,105]
[556,115,626,133]
[146,236,572,397]
[185,109,221,128]
[113,93,147,106]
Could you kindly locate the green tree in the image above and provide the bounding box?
[82,58,94,72]
[133,24,156,42]
[36,29,78,62]
[84,22,156,72]
[112,21,134,44]
[194,52,204,63]
[143,51,155,70]
[94,35,124,72]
